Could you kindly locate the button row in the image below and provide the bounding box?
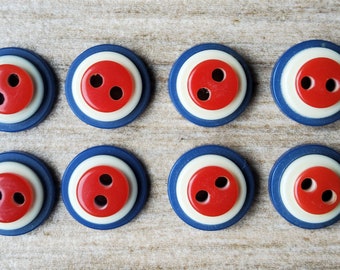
[0,144,339,235]
[0,40,339,131]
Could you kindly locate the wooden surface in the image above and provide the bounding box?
[0,0,339,269]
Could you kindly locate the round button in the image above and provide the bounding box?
[0,173,34,223]
[188,60,239,110]
[271,40,340,126]
[0,152,56,236]
[169,43,253,127]
[168,145,255,231]
[81,61,134,112]
[65,44,151,129]
[62,145,149,230]
[294,166,340,215]
[296,58,340,108]
[76,166,130,217]
[0,64,34,114]
[0,47,56,132]
[269,144,340,229]
[188,166,239,217]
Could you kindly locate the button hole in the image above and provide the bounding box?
[8,74,19,87]
[322,190,336,204]
[195,190,209,203]
[301,76,314,90]
[215,176,228,188]
[197,88,210,101]
[325,78,338,92]
[13,192,25,205]
[0,93,4,105]
[300,178,316,192]
[99,174,112,186]
[90,74,103,88]
[212,68,225,82]
[94,195,107,208]
[110,86,123,100]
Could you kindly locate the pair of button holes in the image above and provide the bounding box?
[271,40,340,125]
[62,145,149,230]
[89,74,124,101]
[269,144,340,229]
[93,174,113,208]
[0,152,56,236]
[197,68,226,101]
[0,73,20,105]
[195,176,229,203]
[300,77,338,93]
[300,178,336,205]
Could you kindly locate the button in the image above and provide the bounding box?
[76,166,130,217]
[0,173,34,223]
[168,43,253,127]
[168,145,255,230]
[271,40,340,126]
[0,152,56,236]
[294,167,340,215]
[188,166,239,216]
[65,44,151,129]
[0,64,34,114]
[62,145,149,230]
[269,144,340,229]
[0,47,56,132]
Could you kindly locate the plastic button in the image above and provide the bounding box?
[81,61,134,112]
[188,166,239,217]
[0,152,56,236]
[65,44,151,129]
[294,166,340,215]
[0,173,34,223]
[62,145,149,230]
[188,60,239,110]
[168,145,255,231]
[0,47,56,132]
[169,43,253,127]
[76,166,130,217]
[269,144,340,229]
[296,58,340,108]
[271,40,340,126]
[0,64,34,114]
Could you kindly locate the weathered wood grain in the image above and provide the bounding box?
[0,0,339,269]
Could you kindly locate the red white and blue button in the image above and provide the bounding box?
[168,145,255,230]
[65,44,151,129]
[271,40,340,126]
[168,43,253,127]
[62,145,149,230]
[0,151,56,236]
[269,144,340,229]
[0,47,56,132]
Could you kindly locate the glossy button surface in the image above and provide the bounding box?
[294,166,340,215]
[76,165,130,217]
[271,40,340,126]
[62,145,149,230]
[65,44,151,129]
[0,64,34,114]
[168,43,252,127]
[188,166,239,217]
[296,58,340,108]
[0,151,56,236]
[0,173,34,223]
[269,144,340,229]
[188,59,239,110]
[81,61,134,112]
[168,145,255,231]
